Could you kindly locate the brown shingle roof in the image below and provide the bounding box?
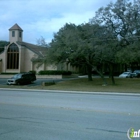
[16,41,48,57]
[9,23,23,31]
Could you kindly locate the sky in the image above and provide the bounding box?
[0,0,117,44]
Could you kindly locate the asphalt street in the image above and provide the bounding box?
[0,89,140,140]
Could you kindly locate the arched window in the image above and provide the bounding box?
[7,43,19,69]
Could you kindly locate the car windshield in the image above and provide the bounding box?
[123,72,129,75]
[12,74,22,79]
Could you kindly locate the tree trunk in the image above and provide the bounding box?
[109,63,115,85]
[124,64,127,72]
[111,74,115,85]
[87,64,92,81]
[94,67,107,85]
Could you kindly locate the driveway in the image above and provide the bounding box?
[0,78,76,86]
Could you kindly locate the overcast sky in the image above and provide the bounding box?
[0,0,116,44]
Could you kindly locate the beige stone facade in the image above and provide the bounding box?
[0,24,57,73]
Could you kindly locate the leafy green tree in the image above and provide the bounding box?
[90,0,140,83]
[0,41,9,53]
[48,23,110,84]
[42,0,140,85]
[116,40,140,70]
[92,0,140,41]
[36,36,49,47]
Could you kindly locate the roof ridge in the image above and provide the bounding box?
[9,23,23,31]
[16,41,47,57]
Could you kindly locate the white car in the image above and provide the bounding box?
[119,72,132,78]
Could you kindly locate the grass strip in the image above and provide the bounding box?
[1,78,140,93]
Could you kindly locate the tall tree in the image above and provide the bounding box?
[36,36,49,47]
[48,23,110,84]
[90,0,140,83]
[0,41,9,53]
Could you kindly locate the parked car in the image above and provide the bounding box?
[7,72,36,85]
[132,70,140,78]
[119,72,132,78]
[130,72,138,78]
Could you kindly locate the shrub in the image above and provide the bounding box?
[29,70,36,74]
[38,70,72,75]
[1,72,18,75]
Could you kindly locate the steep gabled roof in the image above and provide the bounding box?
[9,23,23,31]
[16,41,48,57]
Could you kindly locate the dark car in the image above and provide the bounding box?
[132,70,140,78]
[130,72,138,78]
[7,72,36,85]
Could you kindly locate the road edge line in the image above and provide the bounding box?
[0,88,140,96]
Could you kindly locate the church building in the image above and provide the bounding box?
[0,24,57,73]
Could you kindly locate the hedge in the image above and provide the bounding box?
[1,72,18,75]
[1,71,36,75]
[38,70,72,75]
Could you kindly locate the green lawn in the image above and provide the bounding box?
[44,78,140,93]
[1,78,140,93]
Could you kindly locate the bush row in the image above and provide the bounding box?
[1,71,36,75]
[38,70,72,75]
[1,72,18,75]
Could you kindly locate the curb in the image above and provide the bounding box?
[0,88,140,96]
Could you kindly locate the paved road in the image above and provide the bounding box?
[0,90,140,140]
